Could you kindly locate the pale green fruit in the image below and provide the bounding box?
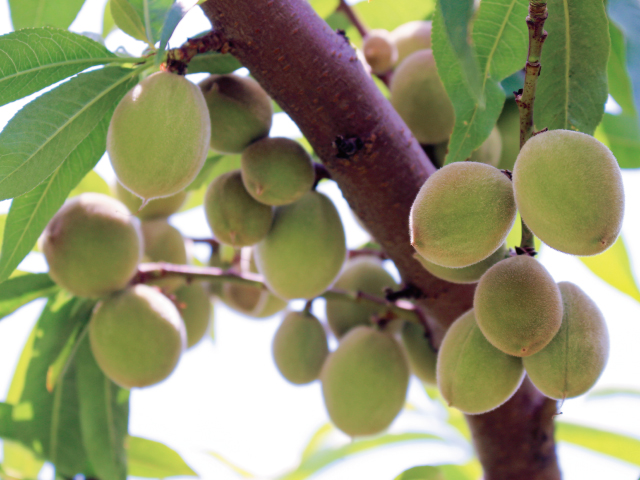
[390,21,432,65]
[321,326,409,436]
[410,162,516,268]
[470,127,502,167]
[401,321,437,385]
[390,49,454,144]
[140,219,188,292]
[255,191,346,300]
[523,282,609,399]
[204,170,274,247]
[414,244,509,284]
[241,137,315,206]
[513,130,624,255]
[363,29,397,75]
[114,181,188,220]
[394,466,444,480]
[107,71,210,201]
[199,74,273,154]
[325,256,398,338]
[496,98,520,170]
[272,310,329,384]
[89,284,186,388]
[437,310,525,414]
[174,283,212,348]
[41,193,142,298]
[475,255,563,357]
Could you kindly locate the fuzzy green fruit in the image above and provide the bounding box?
[255,191,346,300]
[414,244,509,284]
[174,283,212,348]
[363,29,397,74]
[390,21,432,65]
[410,162,516,268]
[390,49,454,144]
[513,130,624,255]
[469,127,502,167]
[401,321,437,385]
[437,309,525,414]
[89,284,186,388]
[140,219,188,292]
[114,181,188,220]
[475,255,563,357]
[325,256,398,338]
[42,193,142,298]
[321,326,409,436]
[241,137,315,206]
[204,170,274,247]
[272,310,329,384]
[496,99,520,170]
[199,74,273,154]
[523,282,609,399]
[107,71,210,201]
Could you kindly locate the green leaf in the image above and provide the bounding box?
[110,0,150,44]
[8,0,85,30]
[598,113,640,169]
[127,436,197,478]
[608,20,636,115]
[394,466,444,479]
[207,451,254,478]
[579,235,640,303]
[129,0,175,45]
[68,170,112,198]
[180,154,241,212]
[186,53,243,75]
[0,273,58,322]
[534,0,610,135]
[76,337,129,480]
[186,153,225,191]
[1,441,45,480]
[434,0,529,165]
[309,0,337,20]
[103,0,116,37]
[0,28,122,108]
[0,67,139,284]
[556,421,640,467]
[353,0,436,34]
[587,387,640,399]
[156,0,200,66]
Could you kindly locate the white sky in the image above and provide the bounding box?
[0,1,640,479]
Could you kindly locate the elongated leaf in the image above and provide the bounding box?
[186,53,242,75]
[129,0,175,44]
[434,0,528,165]
[587,387,640,399]
[608,21,636,115]
[8,0,85,30]
[0,28,121,108]
[0,273,57,322]
[127,436,197,478]
[534,0,609,134]
[157,0,200,65]
[104,0,117,37]
[0,65,143,201]
[599,113,640,169]
[0,67,139,283]
[557,421,640,467]
[69,170,112,198]
[111,0,149,43]
[76,338,129,480]
[579,236,640,303]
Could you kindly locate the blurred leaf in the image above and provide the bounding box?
[440,462,482,480]
[129,0,175,44]
[1,441,44,480]
[300,423,334,461]
[310,0,337,19]
[127,436,197,478]
[587,387,640,399]
[353,0,436,34]
[0,67,139,284]
[579,236,640,303]
[598,113,640,169]
[0,28,120,108]
[501,70,525,100]
[103,0,116,37]
[68,170,112,198]
[534,0,609,135]
[608,20,636,115]
[157,0,200,66]
[395,465,443,479]
[186,154,225,191]
[181,154,241,212]
[206,451,254,478]
[0,273,58,323]
[76,338,129,480]
[557,421,640,467]
[111,0,149,43]
[187,53,243,75]
[8,0,85,30]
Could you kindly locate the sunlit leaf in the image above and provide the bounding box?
[207,451,255,478]
[110,0,149,43]
[68,170,112,198]
[0,273,57,323]
[103,0,116,37]
[8,0,85,30]
[127,436,197,478]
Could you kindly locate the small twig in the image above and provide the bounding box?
[189,237,221,248]
[336,0,367,38]
[385,284,423,302]
[313,163,332,189]
[348,248,388,260]
[164,30,229,74]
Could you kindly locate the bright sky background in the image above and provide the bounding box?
[0,1,640,479]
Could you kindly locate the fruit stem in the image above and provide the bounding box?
[336,0,368,39]
[515,0,548,252]
[164,30,229,75]
[313,163,332,189]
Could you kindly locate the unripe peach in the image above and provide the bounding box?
[174,283,212,348]
[390,21,432,65]
[363,29,397,74]
[401,321,437,385]
[140,219,188,292]
[469,127,502,167]
[114,181,188,220]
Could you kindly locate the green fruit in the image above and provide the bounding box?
[390,49,454,144]
[513,130,624,256]
[523,282,609,399]
[241,137,315,206]
[437,309,525,414]
[174,283,212,348]
[474,255,563,357]
[204,170,274,247]
[325,256,398,338]
[321,326,409,436]
[272,310,329,384]
[41,193,141,298]
[394,466,444,480]
[140,219,188,292]
[414,244,509,284]
[496,98,520,170]
[255,191,346,300]
[199,74,273,154]
[410,162,516,268]
[390,21,432,65]
[107,71,210,201]
[114,181,188,220]
[363,29,397,74]
[401,321,437,385]
[470,127,502,167]
[89,284,186,388]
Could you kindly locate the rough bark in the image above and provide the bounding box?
[200,1,560,478]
